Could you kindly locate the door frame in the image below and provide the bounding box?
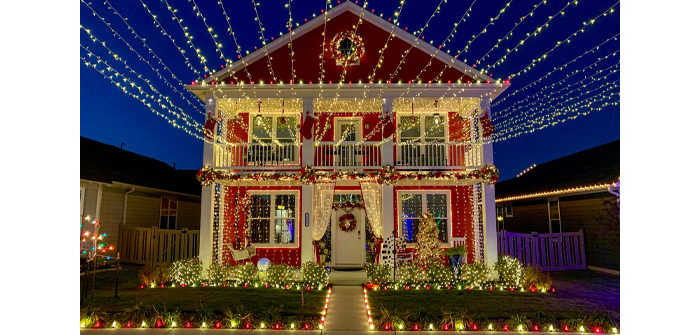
[329,192,366,268]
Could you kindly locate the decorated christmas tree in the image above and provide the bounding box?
[414,213,444,269]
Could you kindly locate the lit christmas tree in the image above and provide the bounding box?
[414,213,444,269]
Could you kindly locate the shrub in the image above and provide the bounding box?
[169,257,203,286]
[493,255,523,288]
[223,303,253,328]
[522,265,552,291]
[138,265,169,287]
[427,265,454,287]
[586,312,618,330]
[461,262,490,287]
[560,317,588,333]
[204,262,230,286]
[396,263,428,287]
[152,304,180,327]
[119,302,152,326]
[301,261,328,287]
[232,262,258,284]
[195,303,215,326]
[443,245,467,256]
[529,311,553,328]
[366,264,391,286]
[260,305,284,326]
[265,264,295,287]
[80,306,107,328]
[377,304,408,330]
[506,315,531,331]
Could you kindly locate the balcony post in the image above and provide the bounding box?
[301,98,314,264]
[381,97,394,166]
[479,97,498,269]
[200,92,217,268]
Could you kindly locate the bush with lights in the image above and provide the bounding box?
[138,265,169,287]
[169,257,203,286]
[301,261,329,288]
[427,265,454,288]
[522,265,552,291]
[366,264,392,286]
[493,255,524,288]
[460,262,491,287]
[396,262,429,287]
[264,264,295,287]
[204,262,230,286]
[232,262,259,285]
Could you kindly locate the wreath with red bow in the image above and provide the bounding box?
[338,213,357,232]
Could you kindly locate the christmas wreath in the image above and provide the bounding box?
[338,213,357,232]
[332,200,365,211]
[330,31,365,64]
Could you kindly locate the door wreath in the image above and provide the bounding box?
[338,213,357,232]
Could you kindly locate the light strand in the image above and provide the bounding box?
[161,0,212,74]
[189,0,227,64]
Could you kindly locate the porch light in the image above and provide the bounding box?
[256,115,263,125]
[433,113,440,125]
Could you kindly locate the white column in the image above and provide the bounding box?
[199,92,217,268]
[380,97,394,166]
[480,97,498,268]
[301,98,314,263]
[381,185,394,240]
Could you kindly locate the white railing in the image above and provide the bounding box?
[394,142,482,169]
[497,230,587,271]
[214,143,300,169]
[314,142,382,169]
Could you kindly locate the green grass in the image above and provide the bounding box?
[367,270,619,321]
[80,264,325,319]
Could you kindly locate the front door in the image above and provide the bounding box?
[332,203,365,267]
[335,119,361,167]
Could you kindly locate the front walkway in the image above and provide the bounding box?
[328,269,367,285]
[322,286,368,331]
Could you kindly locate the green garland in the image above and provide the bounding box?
[197,165,499,186]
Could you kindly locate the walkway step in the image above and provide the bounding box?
[322,286,368,331]
[328,269,367,285]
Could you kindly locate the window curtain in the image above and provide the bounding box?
[359,181,382,238]
[313,182,336,241]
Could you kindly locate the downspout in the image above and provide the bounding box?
[122,188,136,226]
[117,188,135,261]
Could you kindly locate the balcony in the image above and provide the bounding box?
[213,141,482,171]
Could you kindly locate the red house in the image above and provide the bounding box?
[187,1,509,269]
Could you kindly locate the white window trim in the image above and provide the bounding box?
[333,116,362,142]
[396,113,449,143]
[248,114,300,143]
[547,199,562,234]
[247,190,301,248]
[397,190,451,247]
[160,197,178,230]
[80,187,86,219]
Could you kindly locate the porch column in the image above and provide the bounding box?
[301,98,315,263]
[381,185,394,243]
[199,92,217,268]
[381,97,394,166]
[480,97,498,268]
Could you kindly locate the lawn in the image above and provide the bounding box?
[366,270,619,326]
[80,263,326,324]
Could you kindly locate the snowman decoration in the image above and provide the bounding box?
[380,235,407,268]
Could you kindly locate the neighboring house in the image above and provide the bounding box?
[186,2,509,269]
[495,140,620,273]
[80,136,201,259]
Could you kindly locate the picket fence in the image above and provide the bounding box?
[118,227,199,265]
[497,230,587,271]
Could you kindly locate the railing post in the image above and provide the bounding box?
[381,97,394,166]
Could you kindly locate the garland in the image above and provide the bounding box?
[338,213,357,232]
[330,31,365,63]
[197,165,499,186]
[332,200,365,211]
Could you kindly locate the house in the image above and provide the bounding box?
[186,1,509,269]
[80,136,201,260]
[495,140,620,273]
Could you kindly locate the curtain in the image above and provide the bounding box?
[360,181,382,238]
[312,182,336,241]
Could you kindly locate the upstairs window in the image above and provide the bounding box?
[399,191,449,243]
[160,198,177,230]
[251,116,298,143]
[398,115,446,143]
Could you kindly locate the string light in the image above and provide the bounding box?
[516,164,536,178]
[496,183,617,202]
[161,0,212,74]
[189,0,226,63]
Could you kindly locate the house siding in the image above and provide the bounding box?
[97,187,125,258]
[125,193,161,228]
[559,192,619,271]
[177,200,201,230]
[500,199,550,234]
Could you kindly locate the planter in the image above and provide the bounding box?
[448,254,464,277]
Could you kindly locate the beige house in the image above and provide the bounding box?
[80,137,201,260]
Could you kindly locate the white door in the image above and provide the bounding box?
[335,119,361,167]
[332,207,365,267]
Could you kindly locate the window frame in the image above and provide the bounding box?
[159,197,178,230]
[548,198,561,233]
[397,190,451,247]
[505,204,513,217]
[246,190,300,248]
[248,114,300,144]
[334,117,362,142]
[397,113,449,144]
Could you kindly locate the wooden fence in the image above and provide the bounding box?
[118,227,199,265]
[497,230,587,271]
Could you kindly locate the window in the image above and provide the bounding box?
[248,192,298,246]
[398,115,446,143]
[160,198,177,229]
[505,205,513,217]
[251,115,298,143]
[399,192,450,243]
[548,200,561,233]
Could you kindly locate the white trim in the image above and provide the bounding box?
[159,197,178,230]
[203,1,493,85]
[248,114,301,143]
[397,190,451,247]
[246,190,301,248]
[547,199,562,234]
[80,186,86,220]
[588,265,620,275]
[333,116,362,142]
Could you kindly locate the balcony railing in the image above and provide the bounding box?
[394,142,482,169]
[214,142,300,169]
[314,142,382,169]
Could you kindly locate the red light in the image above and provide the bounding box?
[140,285,143,289]
[157,321,162,327]
[265,284,269,288]
[473,324,477,330]
[126,322,131,328]
[385,324,389,330]
[216,323,221,328]
[223,284,226,287]
[504,325,508,331]
[305,324,309,330]
[161,284,164,288]
[489,287,493,291]
[468,286,472,290]
[444,325,449,330]
[405,286,409,290]
[96,322,100,327]
[447,81,451,84]
[534,325,539,331]
[552,288,556,292]
[245,283,248,288]
[191,81,196,85]
[414,325,419,330]
[510,287,514,291]
[276,323,280,329]
[565,325,569,331]
[246,323,250,329]
[181,284,185,287]
[595,327,601,333]
[187,322,191,328]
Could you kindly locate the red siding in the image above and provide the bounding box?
[219,12,475,85]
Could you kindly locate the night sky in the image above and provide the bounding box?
[80,0,620,180]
